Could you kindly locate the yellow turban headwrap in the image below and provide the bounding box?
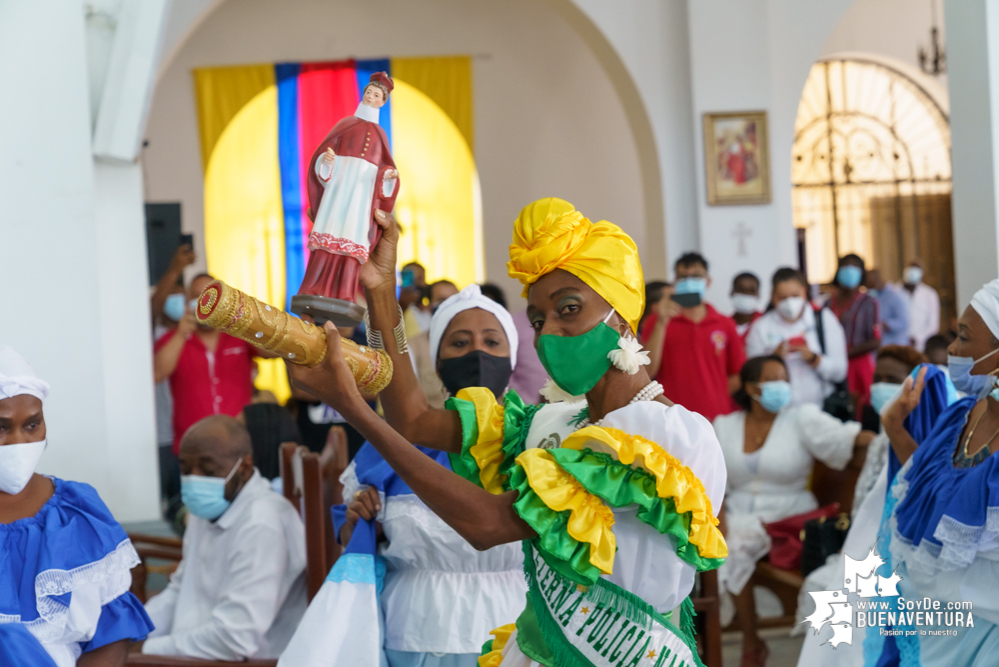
[507,197,645,333]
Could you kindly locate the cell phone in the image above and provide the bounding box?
[400,269,415,288]
[788,335,807,348]
[670,292,702,308]
[179,233,194,248]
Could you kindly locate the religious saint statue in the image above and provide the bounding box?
[290,71,400,325]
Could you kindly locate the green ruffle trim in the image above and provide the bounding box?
[509,462,606,586]
[508,447,723,585]
[549,448,724,573]
[446,390,540,491]
[447,397,482,485]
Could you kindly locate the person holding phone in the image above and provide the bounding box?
[642,252,745,421]
[746,267,848,408]
[399,261,431,337]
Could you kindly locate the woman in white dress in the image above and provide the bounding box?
[746,268,848,408]
[713,354,873,666]
[337,285,528,667]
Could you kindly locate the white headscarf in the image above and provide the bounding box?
[429,285,519,368]
[971,279,999,340]
[0,345,49,402]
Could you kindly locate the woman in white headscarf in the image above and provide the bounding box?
[0,345,154,667]
[855,279,999,666]
[287,286,527,667]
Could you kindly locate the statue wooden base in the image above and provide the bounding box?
[290,294,366,328]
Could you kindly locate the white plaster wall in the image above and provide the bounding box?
[93,161,161,520]
[946,0,999,309]
[143,0,647,311]
[686,0,854,311]
[559,0,699,279]
[0,0,159,522]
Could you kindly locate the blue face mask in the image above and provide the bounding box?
[163,293,186,322]
[837,265,863,289]
[948,348,999,399]
[675,277,707,296]
[869,382,901,414]
[181,458,244,520]
[754,380,791,414]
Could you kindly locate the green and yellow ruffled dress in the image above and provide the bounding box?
[447,388,728,667]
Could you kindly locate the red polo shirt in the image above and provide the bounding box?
[643,304,745,421]
[154,330,256,452]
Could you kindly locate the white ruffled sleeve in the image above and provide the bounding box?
[792,403,859,471]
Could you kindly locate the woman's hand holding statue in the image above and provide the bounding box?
[359,209,400,294]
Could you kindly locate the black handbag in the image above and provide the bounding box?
[813,306,854,422]
[800,513,850,577]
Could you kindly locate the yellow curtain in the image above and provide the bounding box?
[193,65,275,170]
[392,56,474,153]
[391,79,483,286]
[201,71,290,402]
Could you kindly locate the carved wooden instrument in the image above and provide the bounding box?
[195,280,393,394]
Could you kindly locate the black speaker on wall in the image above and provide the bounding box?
[145,203,182,286]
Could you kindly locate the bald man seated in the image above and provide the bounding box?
[140,416,308,660]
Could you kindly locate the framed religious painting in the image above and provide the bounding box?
[703,111,771,205]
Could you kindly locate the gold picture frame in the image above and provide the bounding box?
[703,111,771,205]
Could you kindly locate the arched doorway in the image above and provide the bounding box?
[791,58,954,320]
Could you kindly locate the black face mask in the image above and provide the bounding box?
[438,350,513,398]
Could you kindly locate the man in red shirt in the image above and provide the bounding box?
[642,253,746,421]
[154,273,259,453]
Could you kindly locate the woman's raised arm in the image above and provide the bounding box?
[288,324,534,549]
[296,210,464,452]
[881,366,928,466]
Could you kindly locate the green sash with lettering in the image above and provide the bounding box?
[515,543,704,667]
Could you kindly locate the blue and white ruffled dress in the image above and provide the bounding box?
[0,478,154,666]
[873,397,999,666]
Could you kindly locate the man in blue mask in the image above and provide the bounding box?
[141,416,307,661]
[643,251,746,421]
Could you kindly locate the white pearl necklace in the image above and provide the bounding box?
[575,381,664,429]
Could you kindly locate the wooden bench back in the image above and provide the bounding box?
[280,442,327,601]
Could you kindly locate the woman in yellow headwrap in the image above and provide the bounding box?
[287,198,728,667]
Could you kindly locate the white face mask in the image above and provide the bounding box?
[776,296,806,321]
[0,439,46,495]
[731,293,760,315]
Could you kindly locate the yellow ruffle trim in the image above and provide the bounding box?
[562,426,728,559]
[515,448,617,574]
[455,387,508,495]
[478,623,517,667]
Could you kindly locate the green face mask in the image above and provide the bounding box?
[537,310,621,396]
